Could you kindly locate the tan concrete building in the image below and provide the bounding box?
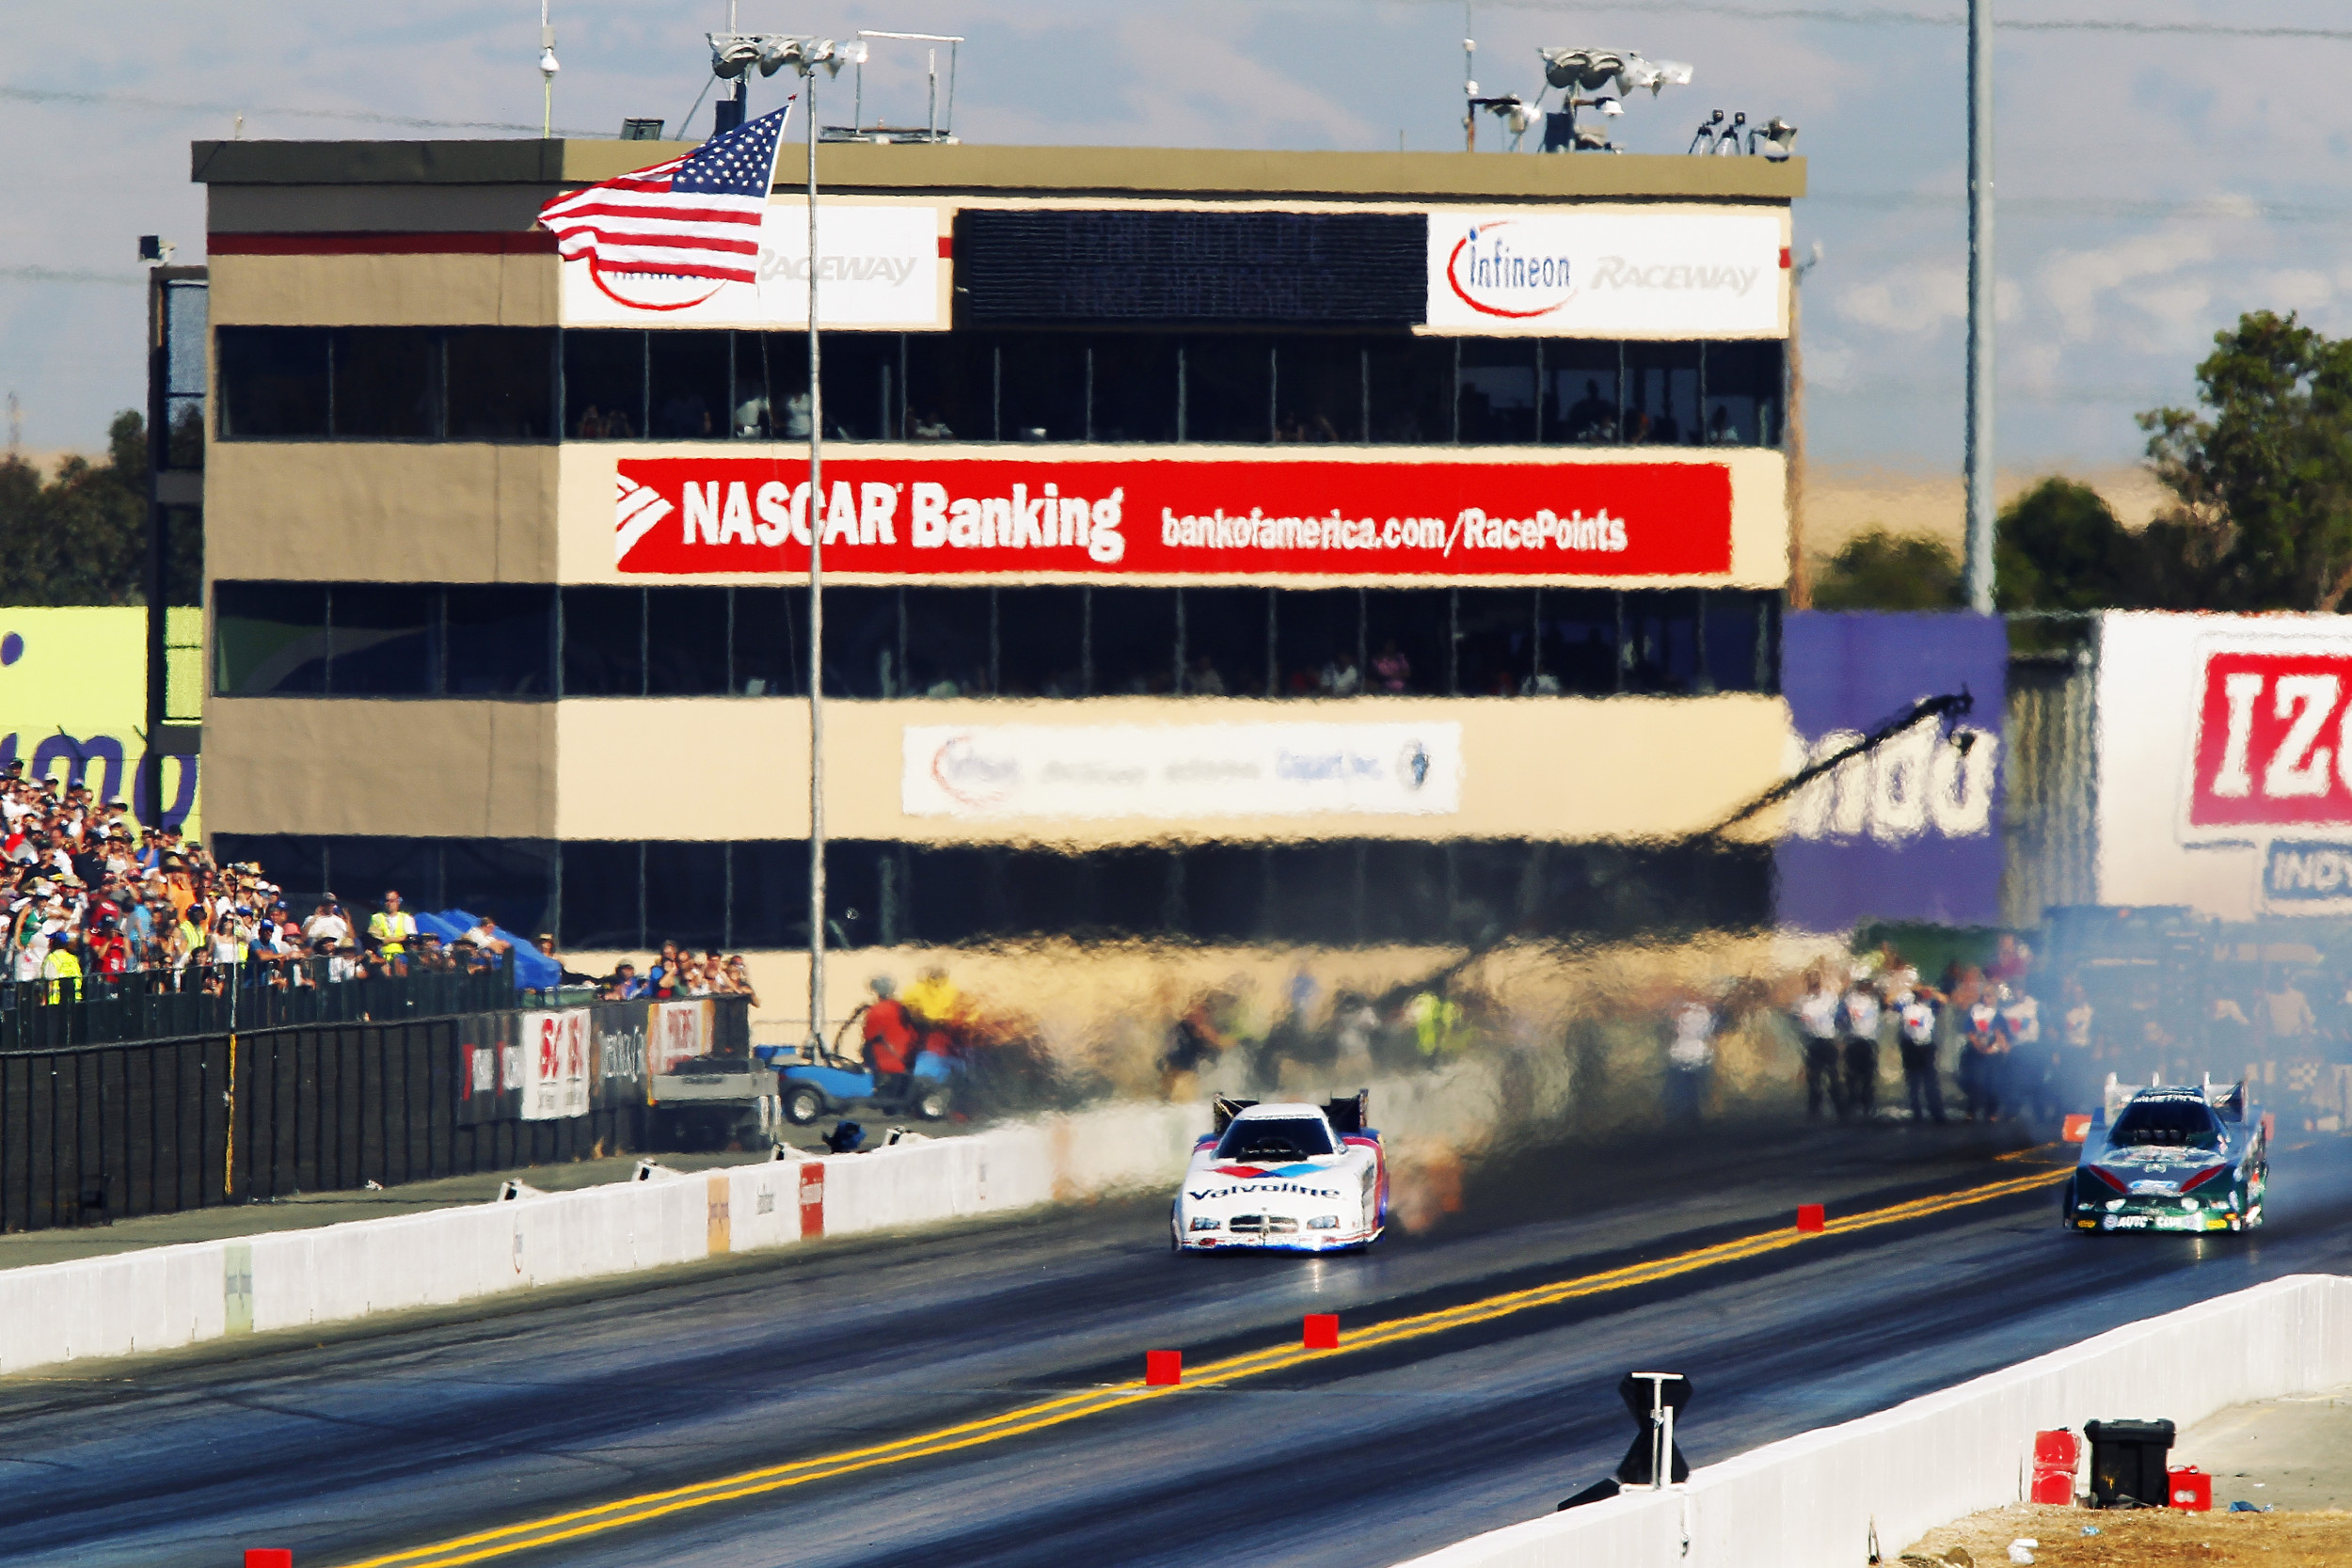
[190,135,1804,1016]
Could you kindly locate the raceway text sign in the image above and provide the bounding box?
[611,455,1732,578]
[1425,210,1785,336]
[562,203,941,328]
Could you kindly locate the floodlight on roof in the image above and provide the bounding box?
[538,46,561,79]
[709,35,762,79]
[1758,115,1799,158]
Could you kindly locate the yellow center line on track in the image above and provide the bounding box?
[334,1164,2070,1568]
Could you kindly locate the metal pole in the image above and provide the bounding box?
[1963,0,1996,613]
[805,72,827,1053]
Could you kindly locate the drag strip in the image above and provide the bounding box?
[3,1125,2347,1568]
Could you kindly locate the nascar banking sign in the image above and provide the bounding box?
[608,454,1734,579]
[1425,210,1786,336]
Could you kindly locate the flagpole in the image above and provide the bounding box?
[804,75,827,1057]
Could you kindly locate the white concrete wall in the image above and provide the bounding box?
[1397,1273,2352,1568]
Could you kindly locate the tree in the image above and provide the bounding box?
[2140,309,2352,610]
[1994,477,2141,612]
[0,410,148,606]
[1811,528,1963,610]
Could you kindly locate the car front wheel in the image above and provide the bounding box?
[782,1084,826,1125]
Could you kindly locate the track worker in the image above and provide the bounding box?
[1793,968,1845,1120]
[1839,971,1883,1120]
[1663,995,1715,1125]
[1893,984,1947,1125]
[368,889,417,976]
[861,975,918,1101]
[1961,985,2006,1122]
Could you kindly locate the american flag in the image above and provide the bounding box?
[538,101,794,286]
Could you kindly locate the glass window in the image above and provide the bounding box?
[1179,846,1268,942]
[160,280,209,468]
[1363,589,1447,696]
[1534,589,1622,696]
[1704,591,1778,695]
[1184,337,1272,444]
[644,841,727,949]
[445,586,554,696]
[731,587,804,695]
[1089,846,1175,936]
[996,586,1088,698]
[1456,339,1538,444]
[443,840,555,942]
[820,586,905,699]
[561,587,644,696]
[1089,334,1179,443]
[1542,341,1621,444]
[1625,342,1701,446]
[999,335,1087,442]
[645,587,732,696]
[328,584,437,696]
[649,331,728,439]
[729,839,807,950]
[1214,1113,1335,1160]
[904,333,994,441]
[1367,336,1453,444]
[1089,587,1177,694]
[217,327,330,437]
[1703,341,1782,447]
[1266,843,1365,945]
[1180,587,1270,697]
[323,836,444,916]
[330,327,437,438]
[560,840,642,951]
[1454,588,1535,696]
[822,332,900,440]
[997,847,1090,938]
[1359,841,1445,944]
[215,581,328,695]
[564,330,644,439]
[731,330,807,439]
[446,328,554,440]
[1275,337,1364,444]
[822,840,886,950]
[1274,589,1362,697]
[1623,590,1703,693]
[900,586,988,697]
[906,846,993,945]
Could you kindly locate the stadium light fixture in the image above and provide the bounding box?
[1534,46,1690,153]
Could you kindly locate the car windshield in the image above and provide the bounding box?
[2111,1099,2223,1149]
[1215,1116,1336,1162]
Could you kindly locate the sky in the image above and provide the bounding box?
[5,0,2352,474]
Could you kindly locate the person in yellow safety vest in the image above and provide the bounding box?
[369,889,417,974]
[40,929,84,1004]
[902,966,965,1054]
[1407,990,1463,1058]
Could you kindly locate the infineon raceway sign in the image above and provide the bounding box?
[902,722,1462,821]
[611,455,1732,578]
[1425,210,1786,336]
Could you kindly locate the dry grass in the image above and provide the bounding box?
[1896,1501,2352,1568]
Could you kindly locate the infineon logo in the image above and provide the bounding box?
[1445,220,1575,320]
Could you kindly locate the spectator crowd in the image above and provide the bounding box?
[2,765,515,999]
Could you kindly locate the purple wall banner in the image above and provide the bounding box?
[1776,611,2006,932]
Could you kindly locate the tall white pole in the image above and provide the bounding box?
[1963,0,1996,613]
[805,73,827,1053]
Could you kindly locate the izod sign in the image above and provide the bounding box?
[1424,210,1786,336]
[2186,646,2352,837]
[609,454,1732,579]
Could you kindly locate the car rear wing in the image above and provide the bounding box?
[2099,1072,2248,1121]
[1212,1096,1258,1134]
[1324,1090,1370,1136]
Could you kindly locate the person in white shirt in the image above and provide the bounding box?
[1792,969,1845,1120]
[1841,974,1885,1119]
[1894,987,1947,1124]
[1664,997,1716,1125]
[303,899,354,949]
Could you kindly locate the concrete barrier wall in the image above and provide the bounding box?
[1397,1273,2352,1568]
[0,1054,1563,1379]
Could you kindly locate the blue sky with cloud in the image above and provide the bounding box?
[4,0,2348,474]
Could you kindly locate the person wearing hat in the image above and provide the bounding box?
[40,926,84,1001]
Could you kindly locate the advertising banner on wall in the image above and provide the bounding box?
[519,1008,592,1120]
[1425,210,1786,337]
[647,1000,715,1080]
[1775,612,2006,933]
[902,721,1462,821]
[0,607,199,832]
[455,1013,521,1126]
[562,203,942,328]
[2096,612,2352,919]
[612,454,1734,579]
[589,1001,648,1109]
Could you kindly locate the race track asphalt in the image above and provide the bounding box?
[4,1116,2348,1568]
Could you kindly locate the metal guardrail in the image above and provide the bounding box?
[0,958,517,1054]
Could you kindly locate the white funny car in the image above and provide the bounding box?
[1172,1095,1388,1253]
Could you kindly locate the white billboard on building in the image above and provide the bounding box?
[1423,209,1786,337]
[561,202,942,327]
[2095,611,2352,919]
